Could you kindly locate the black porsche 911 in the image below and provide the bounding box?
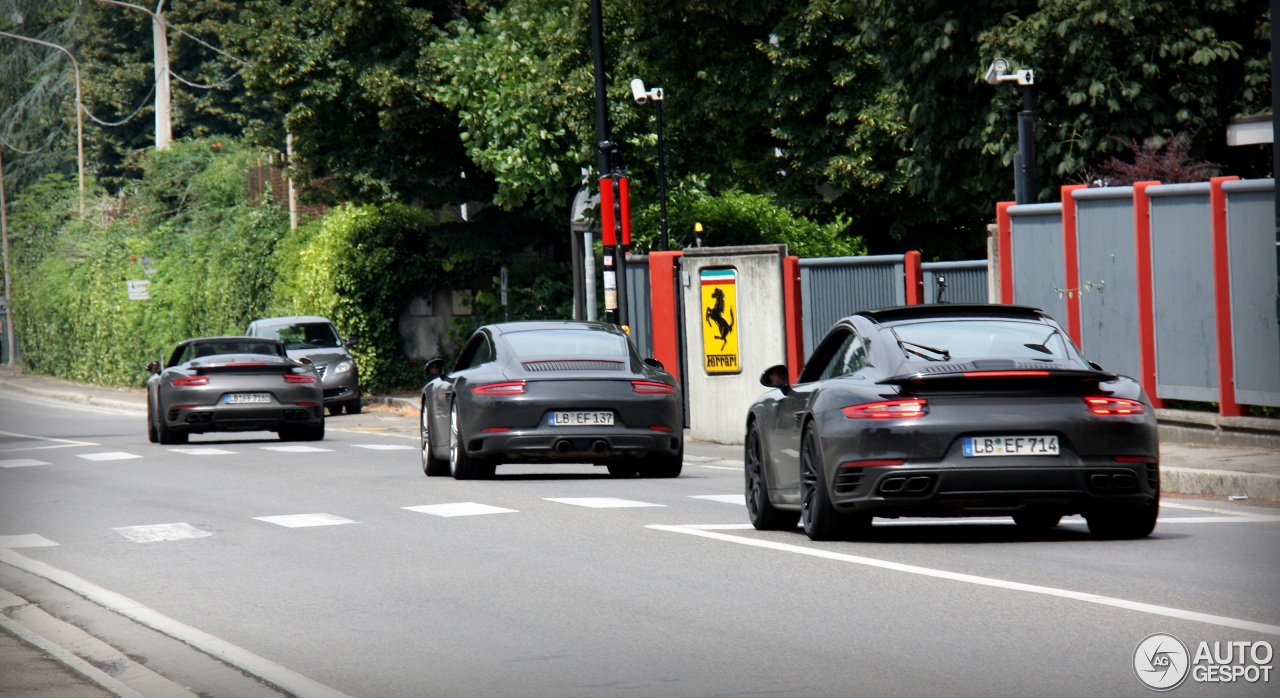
[745,304,1159,541]
[420,321,684,479]
[146,337,325,444]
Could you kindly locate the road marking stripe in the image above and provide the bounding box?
[545,497,664,509]
[0,548,354,698]
[648,524,1280,636]
[252,513,358,528]
[0,458,49,468]
[77,452,142,461]
[0,430,99,452]
[351,444,416,451]
[403,502,519,517]
[261,445,334,453]
[168,447,236,455]
[691,494,746,504]
[114,523,214,543]
[0,534,58,548]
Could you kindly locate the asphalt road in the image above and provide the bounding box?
[2,390,1277,697]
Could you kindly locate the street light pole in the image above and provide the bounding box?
[985,58,1036,204]
[0,30,85,218]
[0,147,14,366]
[591,0,627,327]
[630,78,668,250]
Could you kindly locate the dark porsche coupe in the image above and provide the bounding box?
[146,337,325,444]
[420,321,684,479]
[745,305,1159,541]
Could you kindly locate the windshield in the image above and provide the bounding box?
[890,320,1070,362]
[257,322,342,350]
[503,329,629,358]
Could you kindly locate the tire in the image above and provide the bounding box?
[328,405,343,417]
[147,402,159,444]
[1086,497,1159,539]
[279,423,324,442]
[346,400,362,415]
[745,422,799,531]
[155,405,188,445]
[607,463,641,478]
[641,441,683,478]
[800,424,869,541]
[449,399,491,479]
[421,400,449,476]
[1012,512,1062,529]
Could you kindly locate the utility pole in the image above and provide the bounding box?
[152,1,172,150]
[0,148,15,365]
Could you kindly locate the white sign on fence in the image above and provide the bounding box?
[126,280,150,300]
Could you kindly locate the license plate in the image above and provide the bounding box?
[225,393,272,404]
[549,411,614,427]
[963,435,1059,457]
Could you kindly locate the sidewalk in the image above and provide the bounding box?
[1,364,1278,697]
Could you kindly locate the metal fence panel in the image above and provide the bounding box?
[922,260,988,304]
[1148,183,1217,402]
[1224,179,1280,407]
[624,255,652,358]
[799,255,905,358]
[1073,187,1141,380]
[1007,203,1068,325]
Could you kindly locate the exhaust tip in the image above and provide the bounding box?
[554,440,572,454]
[591,440,608,454]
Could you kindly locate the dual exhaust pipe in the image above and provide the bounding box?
[554,439,609,454]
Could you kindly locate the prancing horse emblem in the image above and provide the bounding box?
[705,287,735,351]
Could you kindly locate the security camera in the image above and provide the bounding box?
[631,78,648,104]
[984,57,1009,85]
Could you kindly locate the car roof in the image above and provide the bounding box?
[486,320,624,336]
[179,335,284,345]
[858,304,1049,325]
[248,316,333,326]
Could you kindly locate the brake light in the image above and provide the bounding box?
[842,399,928,419]
[632,380,676,394]
[471,381,527,396]
[1085,397,1145,416]
[840,459,905,468]
[962,370,1050,378]
[284,373,316,384]
[171,376,208,387]
[481,427,511,433]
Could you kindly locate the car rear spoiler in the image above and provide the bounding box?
[879,365,1120,391]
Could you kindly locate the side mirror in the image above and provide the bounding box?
[1089,361,1104,371]
[145,360,161,374]
[425,358,447,380]
[760,364,790,389]
[344,336,360,347]
[643,357,664,370]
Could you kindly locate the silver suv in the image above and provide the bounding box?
[246,316,362,415]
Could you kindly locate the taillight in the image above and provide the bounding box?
[171,376,208,387]
[632,380,675,394]
[471,381,527,396]
[1085,397,1145,416]
[962,370,1050,378]
[839,459,905,468]
[284,373,316,384]
[842,399,928,419]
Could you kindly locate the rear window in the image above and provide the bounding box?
[890,320,1070,361]
[171,341,280,366]
[503,329,628,358]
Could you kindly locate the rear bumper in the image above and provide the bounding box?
[166,404,324,433]
[465,429,682,463]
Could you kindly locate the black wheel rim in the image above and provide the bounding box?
[745,428,764,520]
[420,403,430,469]
[800,431,818,530]
[449,402,460,475]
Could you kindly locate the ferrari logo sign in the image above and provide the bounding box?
[700,268,740,374]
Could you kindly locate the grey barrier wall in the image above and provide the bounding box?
[1224,179,1280,407]
[1007,203,1069,326]
[798,254,905,359]
[922,260,988,304]
[623,255,653,359]
[1073,186,1142,380]
[1148,183,1217,402]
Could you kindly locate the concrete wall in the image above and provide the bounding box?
[680,245,788,444]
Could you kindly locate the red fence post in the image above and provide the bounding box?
[1133,181,1163,408]
[996,202,1014,303]
[783,255,804,382]
[904,251,924,305]
[648,250,683,383]
[1061,184,1087,348]
[1210,176,1243,417]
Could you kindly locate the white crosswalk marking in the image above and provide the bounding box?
[114,523,213,543]
[0,458,49,468]
[253,513,359,528]
[168,447,236,455]
[544,497,664,509]
[403,502,518,517]
[0,534,58,548]
[352,444,416,451]
[261,445,334,453]
[77,452,141,461]
[691,494,745,504]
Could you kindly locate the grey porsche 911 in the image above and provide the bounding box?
[745,305,1159,541]
[420,321,684,479]
[146,337,325,444]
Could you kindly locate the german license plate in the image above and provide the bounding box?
[549,411,614,427]
[963,435,1059,457]
[225,393,271,404]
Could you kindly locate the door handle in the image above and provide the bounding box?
[792,411,804,422]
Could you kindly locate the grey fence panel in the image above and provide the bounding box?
[922,260,988,304]
[1148,183,1217,402]
[623,255,653,358]
[799,255,905,358]
[1007,203,1068,325]
[1073,187,1141,380]
[1224,179,1280,407]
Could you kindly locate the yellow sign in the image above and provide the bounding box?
[701,268,740,374]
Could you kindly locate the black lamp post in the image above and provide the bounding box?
[986,57,1037,204]
[631,78,668,250]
